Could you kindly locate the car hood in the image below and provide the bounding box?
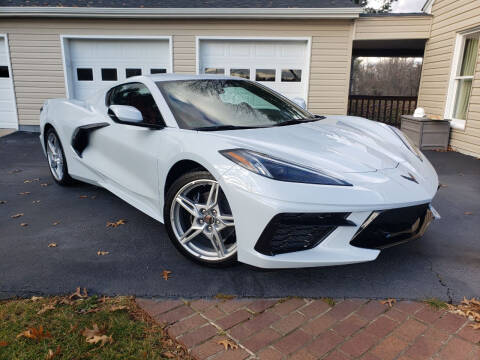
[208,115,417,174]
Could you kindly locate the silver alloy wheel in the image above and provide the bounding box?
[46,132,64,181]
[170,179,237,261]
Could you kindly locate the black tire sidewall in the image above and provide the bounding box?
[45,128,73,186]
[164,171,237,267]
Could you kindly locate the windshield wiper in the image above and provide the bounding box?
[192,125,265,131]
[274,116,325,127]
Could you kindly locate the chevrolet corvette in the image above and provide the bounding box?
[39,74,439,268]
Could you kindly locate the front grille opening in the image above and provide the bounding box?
[255,213,355,256]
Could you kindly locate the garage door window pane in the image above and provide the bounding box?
[151,68,167,74]
[256,69,275,82]
[77,68,93,81]
[101,68,117,81]
[0,66,9,78]
[205,68,225,75]
[230,69,250,79]
[281,69,302,82]
[126,68,142,78]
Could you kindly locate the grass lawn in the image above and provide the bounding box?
[0,290,190,360]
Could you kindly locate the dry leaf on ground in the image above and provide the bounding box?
[69,287,88,300]
[86,335,113,347]
[79,195,88,199]
[38,304,56,315]
[162,270,172,280]
[18,192,30,195]
[380,298,396,308]
[41,183,49,187]
[48,243,57,248]
[11,213,24,218]
[81,323,102,339]
[17,326,52,341]
[447,297,480,330]
[97,250,109,256]
[0,341,8,347]
[31,296,43,302]
[32,200,41,204]
[109,305,128,312]
[52,221,60,226]
[218,339,238,351]
[162,351,176,358]
[20,223,28,227]
[46,346,61,359]
[464,211,473,215]
[106,219,126,228]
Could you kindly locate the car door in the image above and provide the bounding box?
[83,82,165,217]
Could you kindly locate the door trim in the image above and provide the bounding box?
[195,36,312,106]
[60,34,174,99]
[0,33,19,130]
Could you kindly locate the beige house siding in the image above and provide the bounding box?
[354,15,432,40]
[0,18,354,126]
[418,0,480,157]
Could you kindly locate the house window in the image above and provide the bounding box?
[281,69,302,82]
[77,68,93,81]
[126,68,142,78]
[447,32,479,128]
[0,65,9,78]
[230,69,250,79]
[256,69,275,82]
[204,68,225,75]
[101,68,118,81]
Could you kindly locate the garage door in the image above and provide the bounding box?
[0,36,17,129]
[64,38,171,100]
[199,39,309,102]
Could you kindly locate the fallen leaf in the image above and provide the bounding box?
[17,326,52,341]
[447,297,480,329]
[109,305,128,312]
[162,351,176,358]
[52,221,60,226]
[106,219,127,228]
[86,335,113,347]
[215,293,236,300]
[31,296,43,302]
[217,339,238,351]
[162,270,172,280]
[11,213,24,218]
[380,298,397,308]
[439,183,448,188]
[38,304,56,315]
[32,200,41,204]
[46,346,61,360]
[40,183,49,187]
[97,250,109,256]
[18,192,30,195]
[20,223,28,227]
[48,243,57,248]
[69,287,88,300]
[79,195,88,199]
[69,324,78,333]
[470,323,480,330]
[81,323,102,339]
[464,211,473,215]
[0,200,7,204]
[24,180,32,183]
[0,341,8,347]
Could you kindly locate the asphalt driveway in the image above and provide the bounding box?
[0,132,479,302]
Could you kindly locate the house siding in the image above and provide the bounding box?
[0,18,354,126]
[418,0,480,157]
[354,16,432,40]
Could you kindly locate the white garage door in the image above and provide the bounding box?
[199,39,309,102]
[0,36,17,129]
[65,38,171,100]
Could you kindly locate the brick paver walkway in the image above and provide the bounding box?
[136,298,480,359]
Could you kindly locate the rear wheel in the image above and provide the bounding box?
[164,171,237,267]
[45,128,73,185]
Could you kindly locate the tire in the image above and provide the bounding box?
[45,127,74,186]
[164,171,237,267]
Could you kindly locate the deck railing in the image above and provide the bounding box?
[348,95,418,127]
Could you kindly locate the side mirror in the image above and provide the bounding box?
[108,105,143,124]
[291,97,307,110]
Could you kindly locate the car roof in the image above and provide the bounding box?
[145,73,245,82]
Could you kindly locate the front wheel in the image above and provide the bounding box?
[45,128,73,185]
[164,171,237,267]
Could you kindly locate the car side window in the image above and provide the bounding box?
[107,83,164,126]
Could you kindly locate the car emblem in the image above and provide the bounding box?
[401,172,419,184]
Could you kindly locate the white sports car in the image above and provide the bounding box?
[40,74,439,268]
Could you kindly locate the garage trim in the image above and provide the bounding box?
[195,36,312,105]
[0,33,19,130]
[60,34,173,99]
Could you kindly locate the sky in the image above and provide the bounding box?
[368,0,426,12]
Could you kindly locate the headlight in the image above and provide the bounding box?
[220,149,351,186]
[390,126,423,161]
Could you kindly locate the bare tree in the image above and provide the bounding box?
[352,0,398,13]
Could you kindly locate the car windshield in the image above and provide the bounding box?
[156,79,316,130]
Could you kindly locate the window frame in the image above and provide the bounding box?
[445,28,480,130]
